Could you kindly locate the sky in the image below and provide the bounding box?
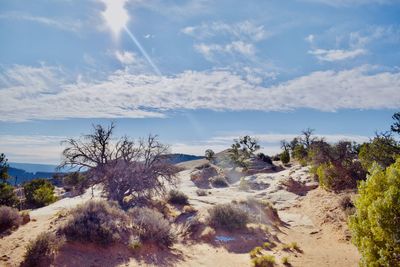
[0,0,399,164]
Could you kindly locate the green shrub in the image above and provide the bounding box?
[210,176,229,187]
[0,182,19,207]
[281,256,290,265]
[0,205,22,233]
[252,254,276,267]
[63,172,86,194]
[310,141,366,191]
[167,189,189,205]
[60,200,130,246]
[208,203,249,231]
[280,150,290,164]
[24,179,56,207]
[22,232,64,267]
[349,159,400,267]
[129,207,176,247]
[358,134,400,171]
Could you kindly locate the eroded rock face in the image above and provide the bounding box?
[245,157,277,175]
[190,164,219,188]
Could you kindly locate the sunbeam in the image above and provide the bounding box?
[101,0,161,76]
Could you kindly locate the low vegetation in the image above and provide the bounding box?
[60,200,130,246]
[0,182,19,207]
[208,203,249,231]
[24,179,57,208]
[129,207,176,247]
[22,232,64,267]
[0,205,22,234]
[167,189,189,205]
[349,159,400,267]
[252,254,276,267]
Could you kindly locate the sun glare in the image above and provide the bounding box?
[101,0,129,38]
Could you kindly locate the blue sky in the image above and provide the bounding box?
[0,0,399,164]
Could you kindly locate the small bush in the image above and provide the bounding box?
[210,176,229,187]
[250,246,263,258]
[257,153,272,164]
[339,195,356,216]
[22,232,64,267]
[208,203,249,231]
[280,150,290,164]
[196,189,208,196]
[0,205,22,233]
[60,200,130,246]
[252,254,276,267]
[130,207,176,247]
[263,242,271,249]
[238,178,250,191]
[0,183,19,207]
[24,179,56,207]
[349,159,400,267]
[281,256,290,265]
[167,189,189,205]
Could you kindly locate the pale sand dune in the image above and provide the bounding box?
[0,163,359,267]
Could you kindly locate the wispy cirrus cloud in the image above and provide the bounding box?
[194,41,256,60]
[183,21,269,61]
[182,21,270,42]
[1,64,400,122]
[308,48,367,61]
[0,12,82,32]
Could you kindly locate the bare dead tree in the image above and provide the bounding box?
[59,123,179,208]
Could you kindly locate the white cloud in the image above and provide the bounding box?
[115,50,137,64]
[1,64,400,122]
[182,21,269,42]
[0,12,82,32]
[0,135,66,164]
[308,48,367,61]
[305,34,315,43]
[194,41,255,60]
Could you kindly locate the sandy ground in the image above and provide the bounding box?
[0,163,359,267]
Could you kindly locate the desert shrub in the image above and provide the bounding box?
[250,246,263,258]
[358,133,400,171]
[339,195,356,216]
[60,200,130,246]
[208,203,249,231]
[0,182,19,207]
[167,189,189,205]
[238,177,250,191]
[205,149,215,162]
[0,205,22,233]
[257,153,272,164]
[129,207,176,247]
[210,176,229,187]
[252,254,276,267]
[24,179,56,207]
[280,150,290,164]
[22,232,64,267]
[196,189,208,196]
[310,141,366,191]
[63,172,87,194]
[281,256,290,265]
[349,159,400,267]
